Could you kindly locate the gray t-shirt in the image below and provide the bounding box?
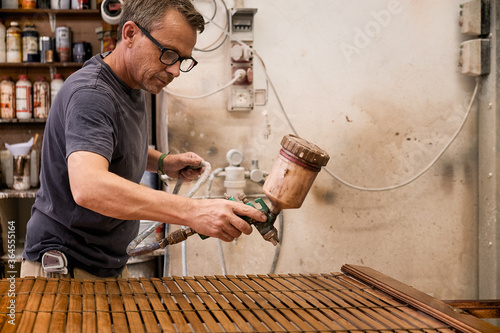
[23,54,148,277]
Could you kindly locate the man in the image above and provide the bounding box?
[21,0,267,279]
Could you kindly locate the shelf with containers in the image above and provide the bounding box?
[0,8,107,276]
[1,8,104,194]
[0,9,103,78]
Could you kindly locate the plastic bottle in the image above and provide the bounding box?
[0,76,16,118]
[0,19,6,63]
[50,73,64,104]
[15,75,32,119]
[22,23,39,63]
[33,76,50,118]
[6,22,21,63]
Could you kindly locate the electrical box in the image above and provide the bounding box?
[458,0,490,36]
[459,39,490,76]
[228,8,257,111]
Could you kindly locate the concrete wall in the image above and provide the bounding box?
[161,0,479,300]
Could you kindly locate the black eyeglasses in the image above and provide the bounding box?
[135,22,198,72]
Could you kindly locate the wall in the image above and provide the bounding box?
[161,0,480,300]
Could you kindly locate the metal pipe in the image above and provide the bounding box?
[126,161,212,257]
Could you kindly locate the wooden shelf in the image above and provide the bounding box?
[0,188,38,199]
[0,119,46,124]
[0,9,100,15]
[0,62,84,68]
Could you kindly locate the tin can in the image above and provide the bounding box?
[39,36,55,63]
[6,22,21,63]
[33,76,50,119]
[22,23,39,63]
[0,77,16,119]
[71,0,89,9]
[56,26,71,62]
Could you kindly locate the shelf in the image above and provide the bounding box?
[0,118,46,124]
[0,9,100,16]
[0,188,38,199]
[0,62,84,68]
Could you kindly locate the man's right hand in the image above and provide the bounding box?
[184,198,268,242]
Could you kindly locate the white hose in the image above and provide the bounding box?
[164,69,246,99]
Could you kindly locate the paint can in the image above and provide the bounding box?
[56,26,71,62]
[39,36,55,63]
[22,23,39,63]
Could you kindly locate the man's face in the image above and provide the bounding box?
[129,10,197,94]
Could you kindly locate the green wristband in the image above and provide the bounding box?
[157,152,169,176]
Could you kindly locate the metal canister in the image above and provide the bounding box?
[22,23,39,63]
[71,0,89,9]
[55,26,71,62]
[39,36,55,63]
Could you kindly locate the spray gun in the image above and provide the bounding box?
[127,134,329,256]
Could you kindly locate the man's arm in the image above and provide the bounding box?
[67,151,266,242]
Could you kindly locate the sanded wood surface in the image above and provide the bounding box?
[0,265,498,332]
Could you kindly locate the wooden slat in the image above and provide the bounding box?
[16,277,46,332]
[188,276,276,332]
[162,277,208,332]
[2,277,34,332]
[117,278,148,332]
[342,264,500,333]
[65,280,82,333]
[48,279,70,333]
[183,276,239,332]
[140,278,176,332]
[224,274,313,332]
[1,268,496,333]
[444,300,500,318]
[172,277,222,332]
[81,280,96,333]
[0,280,10,331]
[152,278,191,332]
[31,279,58,333]
[128,279,161,333]
[93,280,112,333]
[323,274,451,332]
[106,279,131,333]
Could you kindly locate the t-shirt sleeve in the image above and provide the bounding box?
[65,88,117,162]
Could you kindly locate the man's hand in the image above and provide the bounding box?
[185,199,268,242]
[162,152,204,181]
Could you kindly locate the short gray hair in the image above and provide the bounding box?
[117,0,205,42]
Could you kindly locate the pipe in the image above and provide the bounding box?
[126,161,212,257]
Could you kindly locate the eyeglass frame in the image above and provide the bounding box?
[134,22,198,72]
